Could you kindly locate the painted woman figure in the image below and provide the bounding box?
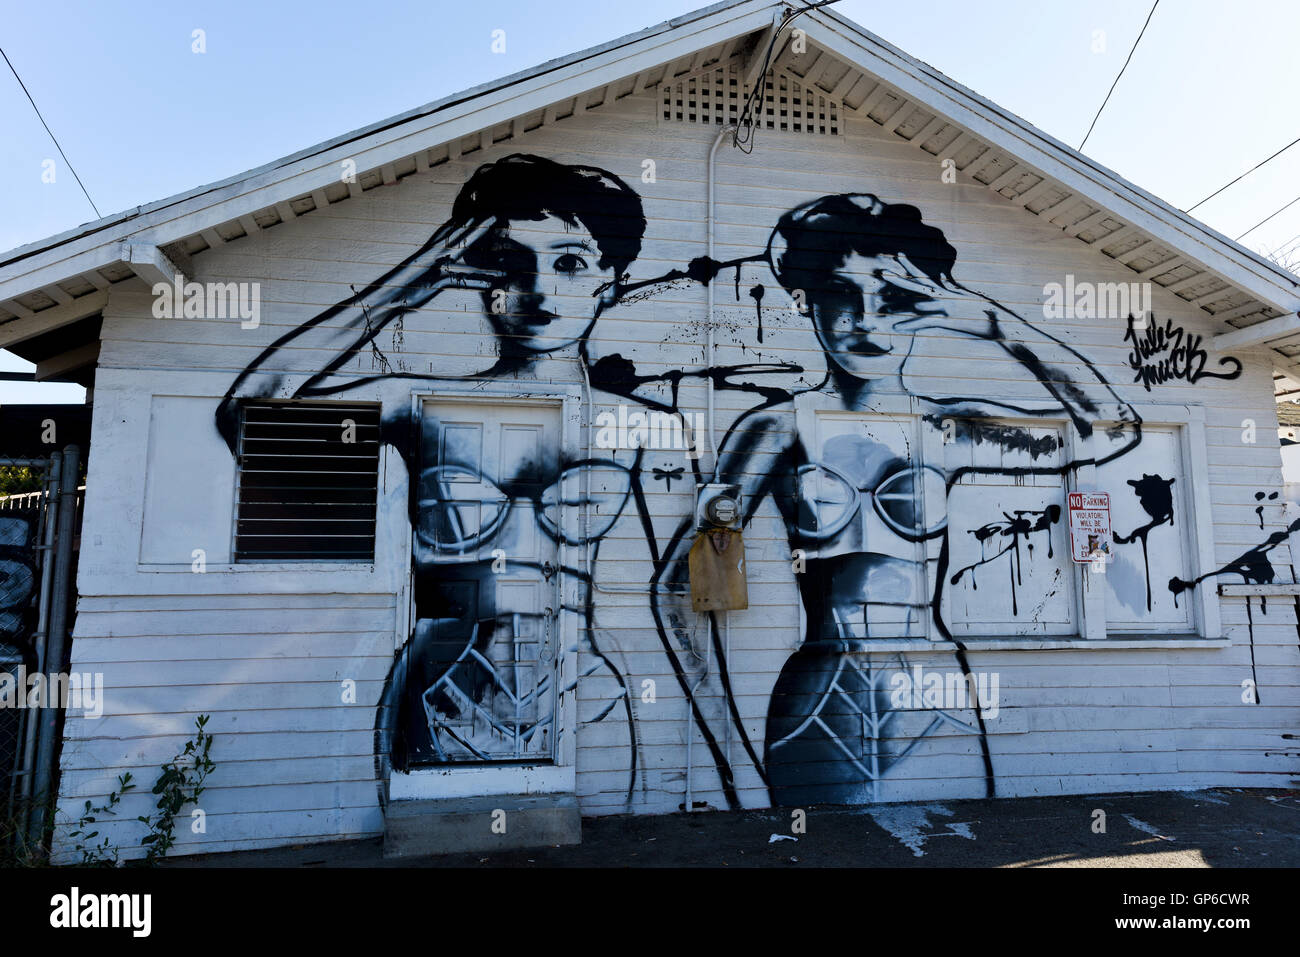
[215,154,650,798]
[584,268,824,812]
[745,192,1142,805]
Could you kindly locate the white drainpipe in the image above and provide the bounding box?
[705,123,735,479]
[685,124,738,812]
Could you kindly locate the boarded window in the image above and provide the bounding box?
[943,419,1076,637]
[1096,425,1192,632]
[233,402,380,561]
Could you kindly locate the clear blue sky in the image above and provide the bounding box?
[4,0,1299,403]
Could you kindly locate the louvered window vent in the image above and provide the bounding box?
[234,401,380,561]
[660,66,841,135]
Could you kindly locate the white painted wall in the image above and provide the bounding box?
[50,78,1300,860]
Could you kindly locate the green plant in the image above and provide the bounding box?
[0,465,42,497]
[67,772,135,867]
[4,713,216,866]
[136,713,215,864]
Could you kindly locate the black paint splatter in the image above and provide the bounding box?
[749,284,766,342]
[1114,474,1175,611]
[1253,490,1279,529]
[951,505,1062,617]
[1170,517,1300,606]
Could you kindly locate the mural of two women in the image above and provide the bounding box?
[216,152,1143,810]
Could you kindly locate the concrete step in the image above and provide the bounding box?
[383,793,581,859]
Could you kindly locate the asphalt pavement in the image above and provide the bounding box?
[163,787,1300,868]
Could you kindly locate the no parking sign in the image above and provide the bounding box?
[1068,491,1111,564]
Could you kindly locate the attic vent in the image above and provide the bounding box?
[234,401,381,561]
[660,66,840,135]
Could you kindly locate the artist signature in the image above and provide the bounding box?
[1123,315,1242,391]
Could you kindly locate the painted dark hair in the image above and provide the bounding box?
[768,193,958,297]
[435,153,646,280]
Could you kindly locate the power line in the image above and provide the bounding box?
[1186,133,1300,213]
[1235,192,1300,242]
[734,0,843,154]
[1078,0,1161,152]
[0,45,101,218]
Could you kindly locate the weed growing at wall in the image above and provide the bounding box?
[137,713,215,864]
[68,772,134,866]
[12,713,217,867]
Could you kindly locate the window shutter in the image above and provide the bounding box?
[234,402,380,561]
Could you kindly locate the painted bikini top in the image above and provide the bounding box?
[415,460,633,553]
[794,460,948,543]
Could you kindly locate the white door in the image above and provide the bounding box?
[402,399,563,764]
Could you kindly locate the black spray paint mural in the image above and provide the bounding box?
[217,153,1268,810]
[379,430,635,769]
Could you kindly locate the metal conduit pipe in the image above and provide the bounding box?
[724,612,731,768]
[18,454,60,808]
[705,123,736,482]
[683,612,712,813]
[28,444,79,852]
[578,122,743,803]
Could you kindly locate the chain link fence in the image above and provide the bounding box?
[1,644,26,832]
[1,506,39,841]
[1,494,42,833]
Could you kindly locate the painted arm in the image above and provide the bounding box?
[215,222,500,451]
[883,265,1140,470]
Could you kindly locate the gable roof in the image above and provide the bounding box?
[4,0,1299,384]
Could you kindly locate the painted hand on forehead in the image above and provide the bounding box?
[866,254,962,326]
[463,214,619,354]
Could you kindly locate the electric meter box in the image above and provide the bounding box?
[694,483,743,530]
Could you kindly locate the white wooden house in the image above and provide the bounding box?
[2,0,1299,860]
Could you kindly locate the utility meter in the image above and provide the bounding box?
[695,483,743,530]
[708,496,738,526]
